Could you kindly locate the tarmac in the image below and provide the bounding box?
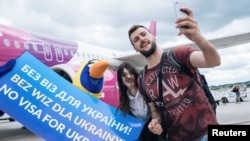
[216,100,250,125]
[0,100,250,141]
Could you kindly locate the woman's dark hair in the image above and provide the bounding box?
[116,62,139,116]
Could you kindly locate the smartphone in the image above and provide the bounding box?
[174,1,188,30]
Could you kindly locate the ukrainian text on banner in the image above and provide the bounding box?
[0,51,144,141]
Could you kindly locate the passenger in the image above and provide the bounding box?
[127,7,220,141]
[232,83,241,104]
[116,62,160,141]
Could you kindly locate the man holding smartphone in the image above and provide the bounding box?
[128,6,220,141]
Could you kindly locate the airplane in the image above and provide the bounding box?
[0,22,250,119]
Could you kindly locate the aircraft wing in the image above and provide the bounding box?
[116,32,250,68]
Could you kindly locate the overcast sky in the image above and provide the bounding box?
[0,0,250,86]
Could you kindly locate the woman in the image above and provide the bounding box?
[116,62,159,141]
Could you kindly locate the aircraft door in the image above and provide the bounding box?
[54,45,63,62]
[42,43,53,61]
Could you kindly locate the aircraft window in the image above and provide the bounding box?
[4,39,10,47]
[33,44,38,51]
[87,53,90,59]
[24,42,29,49]
[64,49,68,56]
[92,54,95,59]
[76,52,80,57]
[82,53,85,58]
[14,41,20,48]
[70,50,74,56]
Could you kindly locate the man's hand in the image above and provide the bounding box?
[148,118,163,135]
[175,8,205,44]
[175,8,221,68]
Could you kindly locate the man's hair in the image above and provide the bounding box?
[128,25,149,45]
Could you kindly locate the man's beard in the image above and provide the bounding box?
[139,42,157,58]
